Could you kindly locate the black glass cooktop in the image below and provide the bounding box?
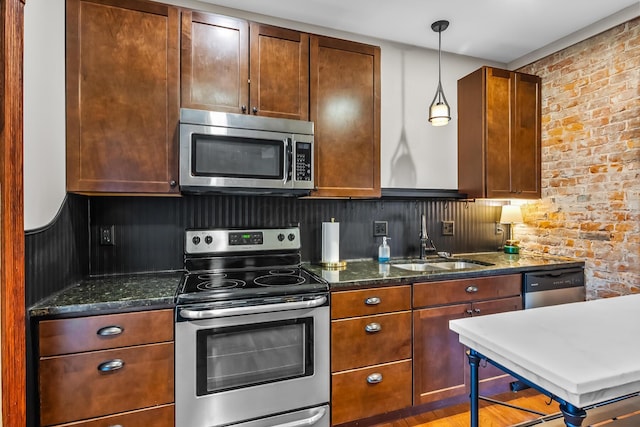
[177,266,328,304]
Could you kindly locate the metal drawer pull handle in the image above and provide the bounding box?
[365,322,381,333]
[465,286,479,293]
[365,297,381,305]
[108,425,123,427]
[474,308,481,314]
[97,359,125,372]
[97,326,124,336]
[466,309,473,315]
[367,373,383,384]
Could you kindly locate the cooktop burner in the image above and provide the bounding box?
[177,227,328,305]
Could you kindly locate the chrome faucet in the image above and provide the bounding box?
[419,214,437,259]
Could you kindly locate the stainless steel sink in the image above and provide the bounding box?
[391,263,445,272]
[391,259,493,272]
[426,261,486,270]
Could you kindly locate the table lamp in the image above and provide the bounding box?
[500,205,523,254]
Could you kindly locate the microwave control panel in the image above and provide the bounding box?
[295,142,313,182]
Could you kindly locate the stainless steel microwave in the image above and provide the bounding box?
[179,109,314,195]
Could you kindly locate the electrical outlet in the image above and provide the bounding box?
[442,221,454,236]
[373,221,388,237]
[100,225,115,246]
[495,222,504,235]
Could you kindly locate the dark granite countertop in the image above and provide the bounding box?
[304,252,585,290]
[29,271,183,318]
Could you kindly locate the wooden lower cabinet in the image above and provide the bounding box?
[413,275,522,406]
[330,277,522,424]
[38,309,174,427]
[51,404,174,427]
[330,285,411,425]
[331,311,411,372]
[331,360,412,426]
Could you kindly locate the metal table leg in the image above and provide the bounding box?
[467,349,588,427]
[468,350,481,427]
[560,402,587,427]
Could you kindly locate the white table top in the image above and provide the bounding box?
[449,294,640,408]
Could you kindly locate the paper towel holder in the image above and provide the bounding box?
[320,218,347,269]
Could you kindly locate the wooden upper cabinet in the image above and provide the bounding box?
[181,12,309,120]
[249,23,309,120]
[65,0,180,194]
[458,66,541,199]
[310,36,381,198]
[181,11,249,113]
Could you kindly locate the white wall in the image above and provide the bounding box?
[23,0,67,231]
[22,0,500,230]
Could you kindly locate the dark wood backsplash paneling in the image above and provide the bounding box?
[25,193,89,307]
[88,195,503,276]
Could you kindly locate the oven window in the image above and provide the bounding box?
[196,318,314,395]
[192,134,283,179]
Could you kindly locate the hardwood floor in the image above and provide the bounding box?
[371,389,558,427]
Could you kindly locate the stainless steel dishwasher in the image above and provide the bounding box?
[523,267,585,309]
[510,267,585,393]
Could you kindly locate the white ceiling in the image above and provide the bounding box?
[198,0,639,64]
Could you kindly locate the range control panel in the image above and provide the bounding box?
[185,228,300,254]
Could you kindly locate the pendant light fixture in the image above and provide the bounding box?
[428,20,451,126]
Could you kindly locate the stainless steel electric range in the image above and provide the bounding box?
[175,227,330,427]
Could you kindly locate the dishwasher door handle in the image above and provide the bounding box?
[180,295,327,319]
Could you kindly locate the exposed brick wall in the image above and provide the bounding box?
[516,17,639,299]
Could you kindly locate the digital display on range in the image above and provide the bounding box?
[229,232,263,246]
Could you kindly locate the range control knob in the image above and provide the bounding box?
[288,233,296,241]
[204,235,213,244]
[277,233,285,242]
[192,236,201,245]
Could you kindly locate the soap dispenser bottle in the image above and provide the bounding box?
[378,236,390,263]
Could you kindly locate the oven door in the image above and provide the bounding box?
[175,295,330,427]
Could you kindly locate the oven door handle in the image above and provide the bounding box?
[179,295,327,320]
[274,406,327,427]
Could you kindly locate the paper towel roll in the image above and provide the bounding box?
[322,221,340,264]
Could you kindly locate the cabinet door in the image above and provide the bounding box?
[485,67,513,198]
[512,72,541,198]
[310,36,381,197]
[473,296,523,390]
[331,360,412,425]
[413,303,469,405]
[39,342,174,426]
[181,11,249,113]
[249,23,309,120]
[66,0,180,194]
[331,311,412,372]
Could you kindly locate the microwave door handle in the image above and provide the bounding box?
[282,138,290,185]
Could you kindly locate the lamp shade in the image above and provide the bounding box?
[500,205,523,224]
[429,102,450,126]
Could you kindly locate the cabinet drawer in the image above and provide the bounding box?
[331,311,411,372]
[331,359,412,425]
[40,342,174,426]
[413,274,521,308]
[51,404,174,427]
[331,285,411,319]
[39,309,173,356]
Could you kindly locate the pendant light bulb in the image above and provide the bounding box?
[428,20,451,126]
